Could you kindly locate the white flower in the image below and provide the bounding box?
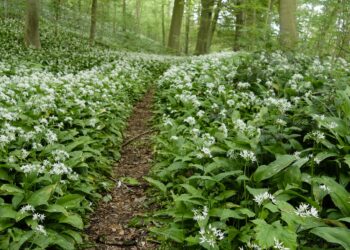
[193,206,208,221]
[198,224,225,247]
[20,204,35,214]
[201,147,212,158]
[327,121,338,129]
[34,225,47,235]
[170,135,179,141]
[227,99,235,107]
[219,123,228,138]
[274,238,290,250]
[33,213,45,222]
[295,203,319,218]
[253,191,276,205]
[196,110,205,118]
[239,150,257,162]
[184,116,196,126]
[319,184,330,193]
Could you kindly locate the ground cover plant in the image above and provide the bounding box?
[0,18,171,249]
[150,52,350,249]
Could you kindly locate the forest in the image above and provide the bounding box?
[0,0,350,249]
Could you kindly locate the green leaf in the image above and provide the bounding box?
[253,219,297,249]
[0,205,17,219]
[0,184,24,195]
[46,204,69,216]
[150,225,185,243]
[317,176,350,216]
[59,214,84,230]
[253,155,296,182]
[210,208,244,220]
[27,184,56,207]
[310,227,350,249]
[120,177,140,186]
[343,155,350,168]
[56,194,84,209]
[143,177,167,194]
[0,169,10,182]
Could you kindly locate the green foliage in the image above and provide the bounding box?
[150,52,350,249]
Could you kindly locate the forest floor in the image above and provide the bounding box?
[86,90,158,250]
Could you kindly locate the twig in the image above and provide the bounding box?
[122,129,155,147]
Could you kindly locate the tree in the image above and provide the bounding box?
[208,0,223,50]
[195,0,215,55]
[89,0,98,46]
[161,0,166,46]
[184,0,191,54]
[122,0,126,31]
[168,0,185,53]
[233,0,244,51]
[24,0,41,49]
[279,0,298,50]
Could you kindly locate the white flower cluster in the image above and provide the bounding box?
[19,205,47,235]
[199,224,225,248]
[295,203,319,218]
[274,238,290,250]
[193,206,208,221]
[253,191,276,206]
[239,150,257,162]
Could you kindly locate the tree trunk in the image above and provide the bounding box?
[122,0,126,31]
[112,0,117,34]
[195,0,215,55]
[207,0,222,51]
[24,0,41,49]
[279,0,298,50]
[233,0,243,51]
[2,0,8,18]
[89,0,97,46]
[184,0,191,54]
[168,0,185,53]
[135,0,142,33]
[264,0,274,44]
[161,0,166,46]
[54,0,61,35]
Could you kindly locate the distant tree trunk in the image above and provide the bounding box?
[184,0,191,54]
[122,0,126,31]
[112,0,117,34]
[25,0,41,49]
[2,0,8,18]
[207,0,222,51]
[279,0,298,50]
[195,0,215,55]
[168,0,185,53]
[53,0,61,35]
[135,0,142,33]
[264,0,274,44]
[89,0,97,45]
[161,0,166,46]
[233,0,243,51]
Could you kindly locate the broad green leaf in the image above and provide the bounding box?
[46,204,69,216]
[150,226,185,243]
[253,219,297,249]
[56,194,84,209]
[317,176,350,216]
[0,169,10,182]
[253,155,296,182]
[59,214,84,229]
[0,184,24,195]
[143,177,167,194]
[0,205,17,219]
[27,184,56,207]
[310,227,350,249]
[210,208,244,220]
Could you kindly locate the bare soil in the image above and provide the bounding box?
[86,90,157,250]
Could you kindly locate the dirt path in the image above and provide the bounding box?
[86,90,157,249]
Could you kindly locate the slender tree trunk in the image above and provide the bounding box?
[112,0,117,34]
[161,0,166,46]
[184,0,191,54]
[195,0,215,55]
[25,0,41,49]
[122,0,126,31]
[2,0,8,18]
[89,0,97,46]
[54,0,61,36]
[264,0,274,44]
[279,0,298,50]
[135,0,142,33]
[233,0,243,51]
[168,0,185,53]
[208,0,222,51]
